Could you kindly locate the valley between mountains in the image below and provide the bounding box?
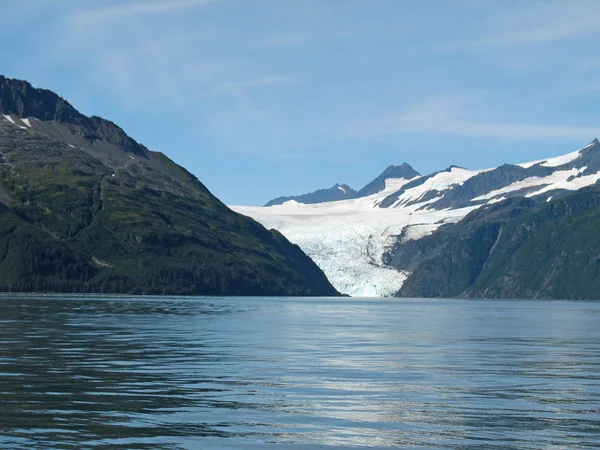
[1,74,600,300]
[233,140,600,299]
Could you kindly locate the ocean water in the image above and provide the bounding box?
[0,296,598,449]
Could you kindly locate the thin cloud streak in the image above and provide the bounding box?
[209,74,301,96]
[60,5,300,107]
[439,1,600,54]
[18,2,600,163]
[466,20,599,50]
[332,96,599,144]
[72,0,218,21]
[396,118,599,141]
[251,32,309,48]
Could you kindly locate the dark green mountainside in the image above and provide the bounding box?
[0,75,339,296]
[386,186,600,299]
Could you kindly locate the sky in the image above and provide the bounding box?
[2,0,600,205]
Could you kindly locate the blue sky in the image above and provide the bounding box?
[2,0,600,205]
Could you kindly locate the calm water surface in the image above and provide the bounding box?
[0,296,598,449]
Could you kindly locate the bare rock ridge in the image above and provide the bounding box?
[356,163,421,198]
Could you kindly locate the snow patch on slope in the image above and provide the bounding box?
[472,167,589,202]
[517,147,583,168]
[525,170,600,197]
[1,115,29,130]
[391,167,486,207]
[2,114,16,125]
[384,177,414,191]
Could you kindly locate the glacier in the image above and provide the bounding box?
[233,176,479,297]
[232,141,600,297]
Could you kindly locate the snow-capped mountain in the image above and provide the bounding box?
[356,163,420,197]
[264,164,420,206]
[265,183,357,206]
[232,140,600,297]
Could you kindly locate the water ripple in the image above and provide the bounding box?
[0,296,598,449]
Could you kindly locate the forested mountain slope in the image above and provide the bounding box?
[0,75,338,296]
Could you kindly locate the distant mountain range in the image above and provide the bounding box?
[0,75,338,296]
[265,184,358,206]
[264,163,420,206]
[234,139,600,299]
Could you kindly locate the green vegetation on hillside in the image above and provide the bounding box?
[388,189,600,299]
[0,77,339,296]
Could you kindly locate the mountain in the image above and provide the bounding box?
[385,197,538,298]
[378,141,600,210]
[233,140,600,297]
[389,186,600,299]
[356,163,420,198]
[0,75,339,296]
[265,183,357,206]
[264,163,420,207]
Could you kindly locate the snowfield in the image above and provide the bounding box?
[232,142,600,297]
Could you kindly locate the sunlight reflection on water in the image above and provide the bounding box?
[0,296,598,449]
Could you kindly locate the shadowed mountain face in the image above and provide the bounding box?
[0,75,339,296]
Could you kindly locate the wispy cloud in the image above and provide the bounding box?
[440,1,600,56]
[17,1,600,159]
[209,74,300,96]
[580,79,600,93]
[56,2,302,108]
[466,20,599,50]
[251,32,309,48]
[334,95,599,143]
[397,116,598,141]
[73,0,218,21]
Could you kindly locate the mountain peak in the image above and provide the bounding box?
[0,75,82,124]
[264,183,357,206]
[382,163,418,176]
[0,74,339,296]
[0,74,147,158]
[357,163,421,198]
